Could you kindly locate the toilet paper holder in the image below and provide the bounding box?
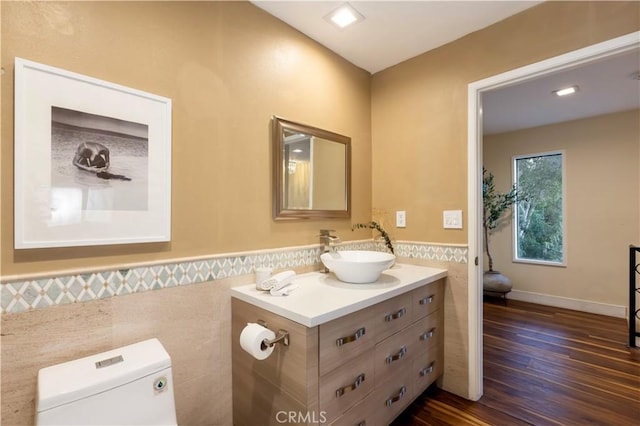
[257,320,290,349]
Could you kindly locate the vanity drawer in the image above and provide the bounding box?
[413,344,443,394]
[411,310,443,356]
[320,351,375,423]
[373,367,414,425]
[372,292,413,342]
[328,389,378,426]
[319,306,376,375]
[373,323,414,386]
[412,279,444,321]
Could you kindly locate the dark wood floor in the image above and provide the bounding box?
[392,297,640,426]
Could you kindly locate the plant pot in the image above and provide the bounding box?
[483,270,513,295]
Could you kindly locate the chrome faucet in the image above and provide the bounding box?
[319,229,340,273]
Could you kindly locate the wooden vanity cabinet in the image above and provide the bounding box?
[232,278,444,426]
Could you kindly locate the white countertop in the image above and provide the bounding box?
[230,263,447,327]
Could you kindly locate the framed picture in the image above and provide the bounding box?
[14,58,172,249]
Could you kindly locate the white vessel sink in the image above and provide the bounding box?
[320,250,396,284]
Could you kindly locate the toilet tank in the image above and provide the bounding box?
[36,338,177,426]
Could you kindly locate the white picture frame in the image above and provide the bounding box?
[14,57,172,249]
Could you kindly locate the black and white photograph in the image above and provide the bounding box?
[14,57,172,249]
[51,106,149,212]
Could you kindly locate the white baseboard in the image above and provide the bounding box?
[507,290,626,319]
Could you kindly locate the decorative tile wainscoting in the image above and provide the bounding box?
[1,241,467,314]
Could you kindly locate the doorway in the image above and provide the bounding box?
[466,31,640,400]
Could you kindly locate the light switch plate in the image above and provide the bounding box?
[396,211,406,228]
[443,210,463,229]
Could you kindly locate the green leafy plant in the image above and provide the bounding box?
[483,168,520,272]
[352,221,395,255]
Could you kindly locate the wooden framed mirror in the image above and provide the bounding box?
[272,116,351,220]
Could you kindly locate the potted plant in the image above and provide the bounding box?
[352,221,395,254]
[483,168,520,295]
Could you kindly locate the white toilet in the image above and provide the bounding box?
[36,338,178,426]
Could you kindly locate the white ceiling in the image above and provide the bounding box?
[483,49,640,135]
[252,0,542,74]
[253,1,640,134]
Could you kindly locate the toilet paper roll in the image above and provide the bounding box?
[240,323,276,360]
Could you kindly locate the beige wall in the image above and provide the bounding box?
[1,2,370,425]
[1,1,372,278]
[484,110,640,308]
[371,1,639,245]
[1,1,639,425]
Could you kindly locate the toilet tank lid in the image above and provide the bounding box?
[37,338,172,412]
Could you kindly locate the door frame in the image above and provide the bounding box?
[466,31,640,400]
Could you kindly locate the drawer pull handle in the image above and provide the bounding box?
[419,295,435,305]
[385,385,407,407]
[420,328,436,341]
[384,307,407,322]
[336,327,366,347]
[335,373,365,398]
[386,346,407,364]
[420,362,435,377]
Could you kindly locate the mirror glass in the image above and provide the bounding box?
[273,116,351,219]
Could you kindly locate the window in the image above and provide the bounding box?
[513,151,565,265]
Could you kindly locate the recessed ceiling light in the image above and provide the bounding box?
[325,3,365,29]
[292,149,303,153]
[552,85,579,97]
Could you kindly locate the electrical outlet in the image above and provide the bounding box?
[396,211,406,228]
[443,210,463,229]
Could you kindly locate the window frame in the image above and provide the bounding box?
[512,150,567,267]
